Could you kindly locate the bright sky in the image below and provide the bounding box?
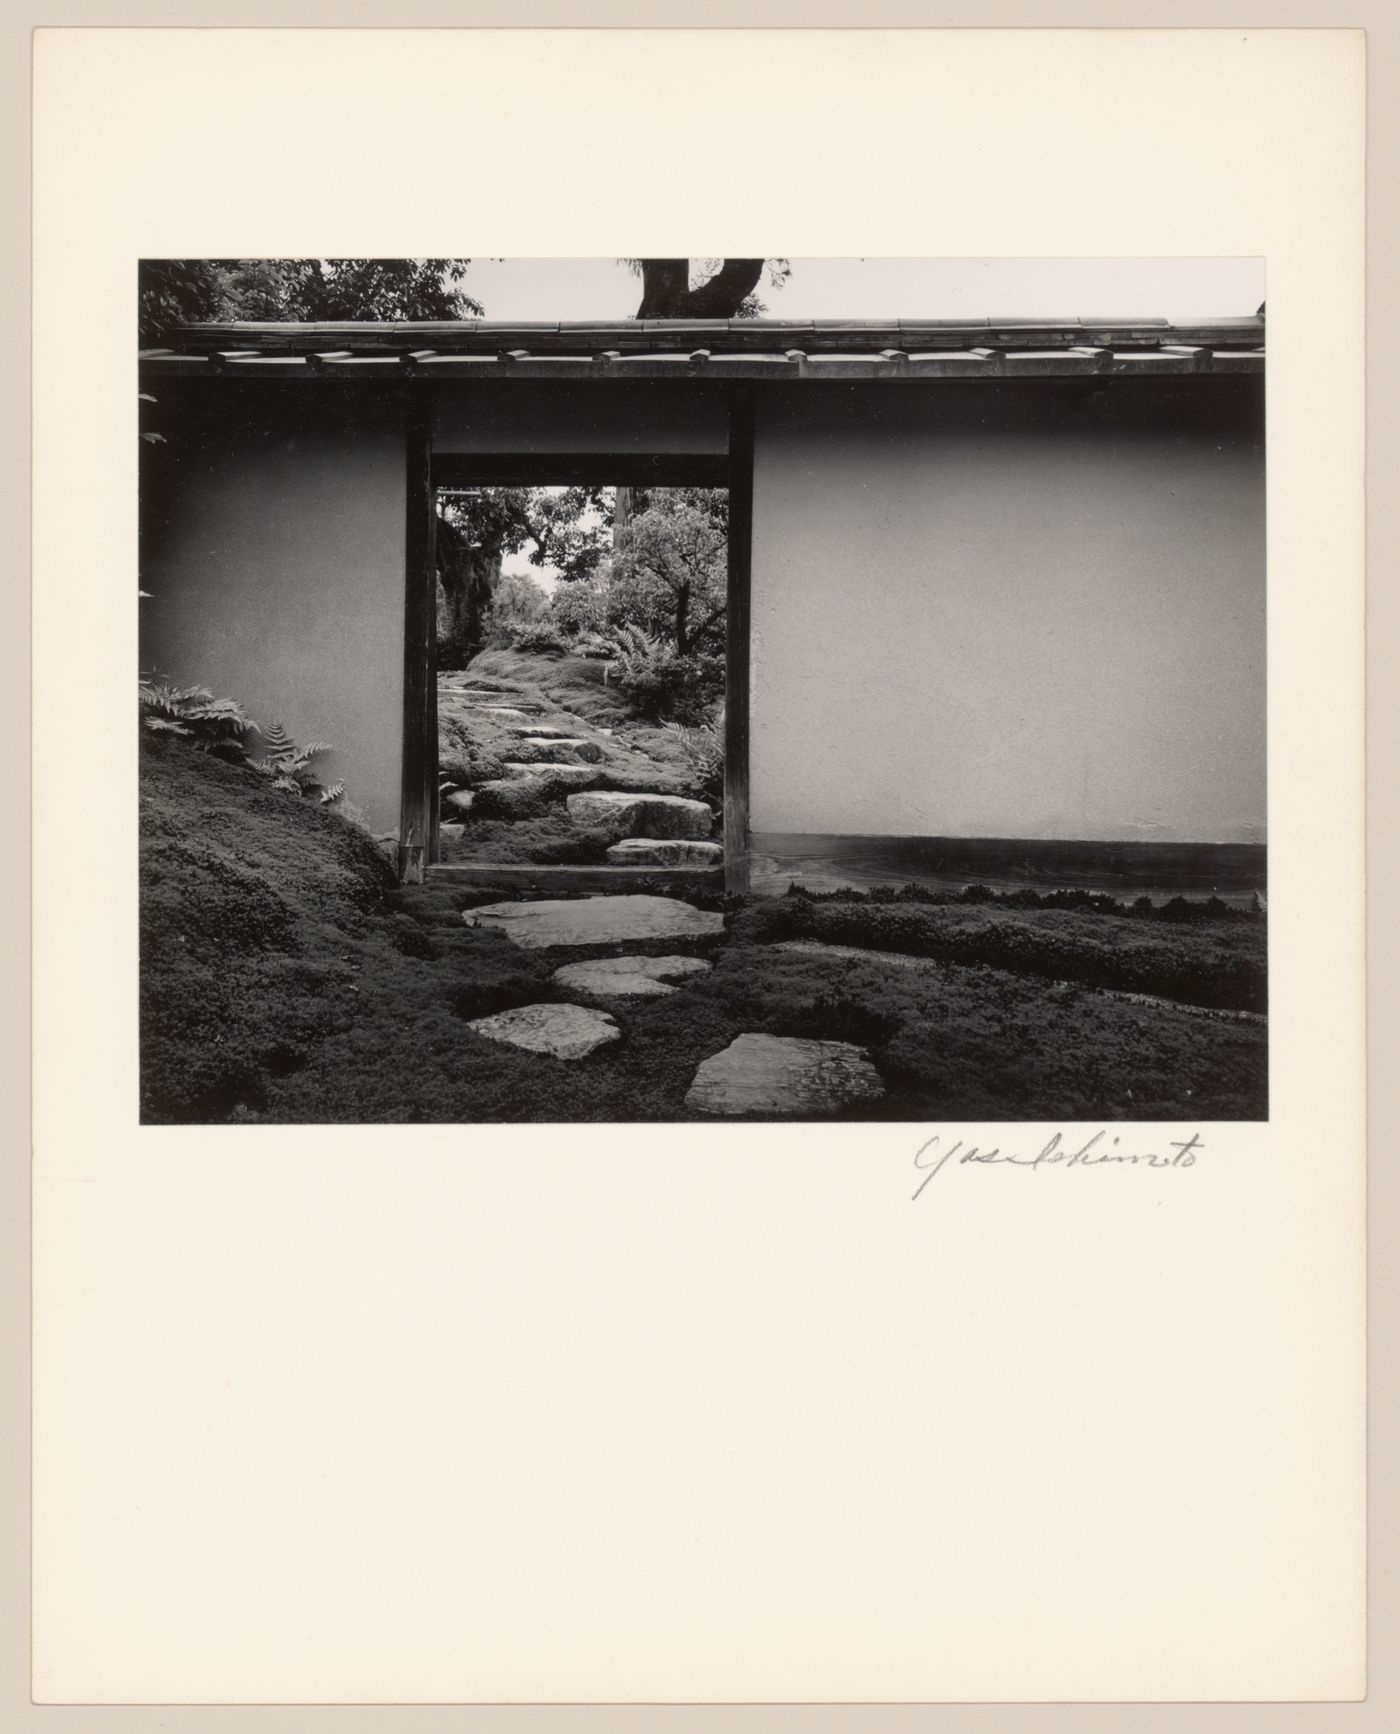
[466,257,1264,324]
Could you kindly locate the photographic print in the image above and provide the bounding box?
[137,256,1267,1125]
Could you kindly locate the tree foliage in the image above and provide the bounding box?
[609,488,728,656]
[433,486,613,667]
[529,487,614,581]
[138,258,480,343]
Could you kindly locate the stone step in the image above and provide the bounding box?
[510,738,604,765]
[566,790,713,840]
[606,839,724,868]
[684,1034,886,1116]
[551,955,712,1000]
[469,894,725,949]
[499,761,599,788]
[464,1002,621,1059]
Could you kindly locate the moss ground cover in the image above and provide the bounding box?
[141,739,1268,1124]
[731,891,1266,1014]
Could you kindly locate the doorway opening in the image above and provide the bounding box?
[428,459,730,889]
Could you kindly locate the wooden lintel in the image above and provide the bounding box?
[431,452,728,489]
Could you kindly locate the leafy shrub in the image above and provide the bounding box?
[605,625,724,723]
[507,624,569,656]
[548,579,611,640]
[1159,895,1236,923]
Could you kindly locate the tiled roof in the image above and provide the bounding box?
[139,316,1264,382]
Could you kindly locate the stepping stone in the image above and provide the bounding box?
[443,790,475,816]
[466,705,538,719]
[471,778,550,820]
[552,955,712,1000]
[516,724,586,741]
[684,1034,886,1116]
[566,791,713,840]
[469,894,725,950]
[439,821,466,841]
[606,838,724,868]
[501,761,597,786]
[464,1002,621,1060]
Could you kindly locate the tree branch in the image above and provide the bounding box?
[683,259,765,318]
[634,258,767,319]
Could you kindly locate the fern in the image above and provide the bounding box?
[141,678,350,806]
[140,678,254,750]
[662,708,725,800]
[247,720,343,803]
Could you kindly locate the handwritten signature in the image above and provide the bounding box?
[912,1131,1203,1201]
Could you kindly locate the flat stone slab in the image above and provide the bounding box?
[606,838,724,868]
[466,705,537,719]
[469,894,725,949]
[685,1034,886,1116]
[516,724,585,740]
[464,1002,620,1060]
[501,761,598,786]
[511,738,604,764]
[552,955,713,1000]
[566,790,713,840]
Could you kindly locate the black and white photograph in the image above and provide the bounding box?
[137,255,1268,1124]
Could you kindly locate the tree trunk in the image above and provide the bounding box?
[674,582,690,657]
[612,485,653,549]
[635,259,766,319]
[436,533,502,669]
[613,486,633,547]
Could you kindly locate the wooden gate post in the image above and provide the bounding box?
[397,386,436,884]
[725,383,754,896]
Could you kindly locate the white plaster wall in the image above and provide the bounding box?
[431,381,729,453]
[140,389,408,832]
[749,383,1266,845]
